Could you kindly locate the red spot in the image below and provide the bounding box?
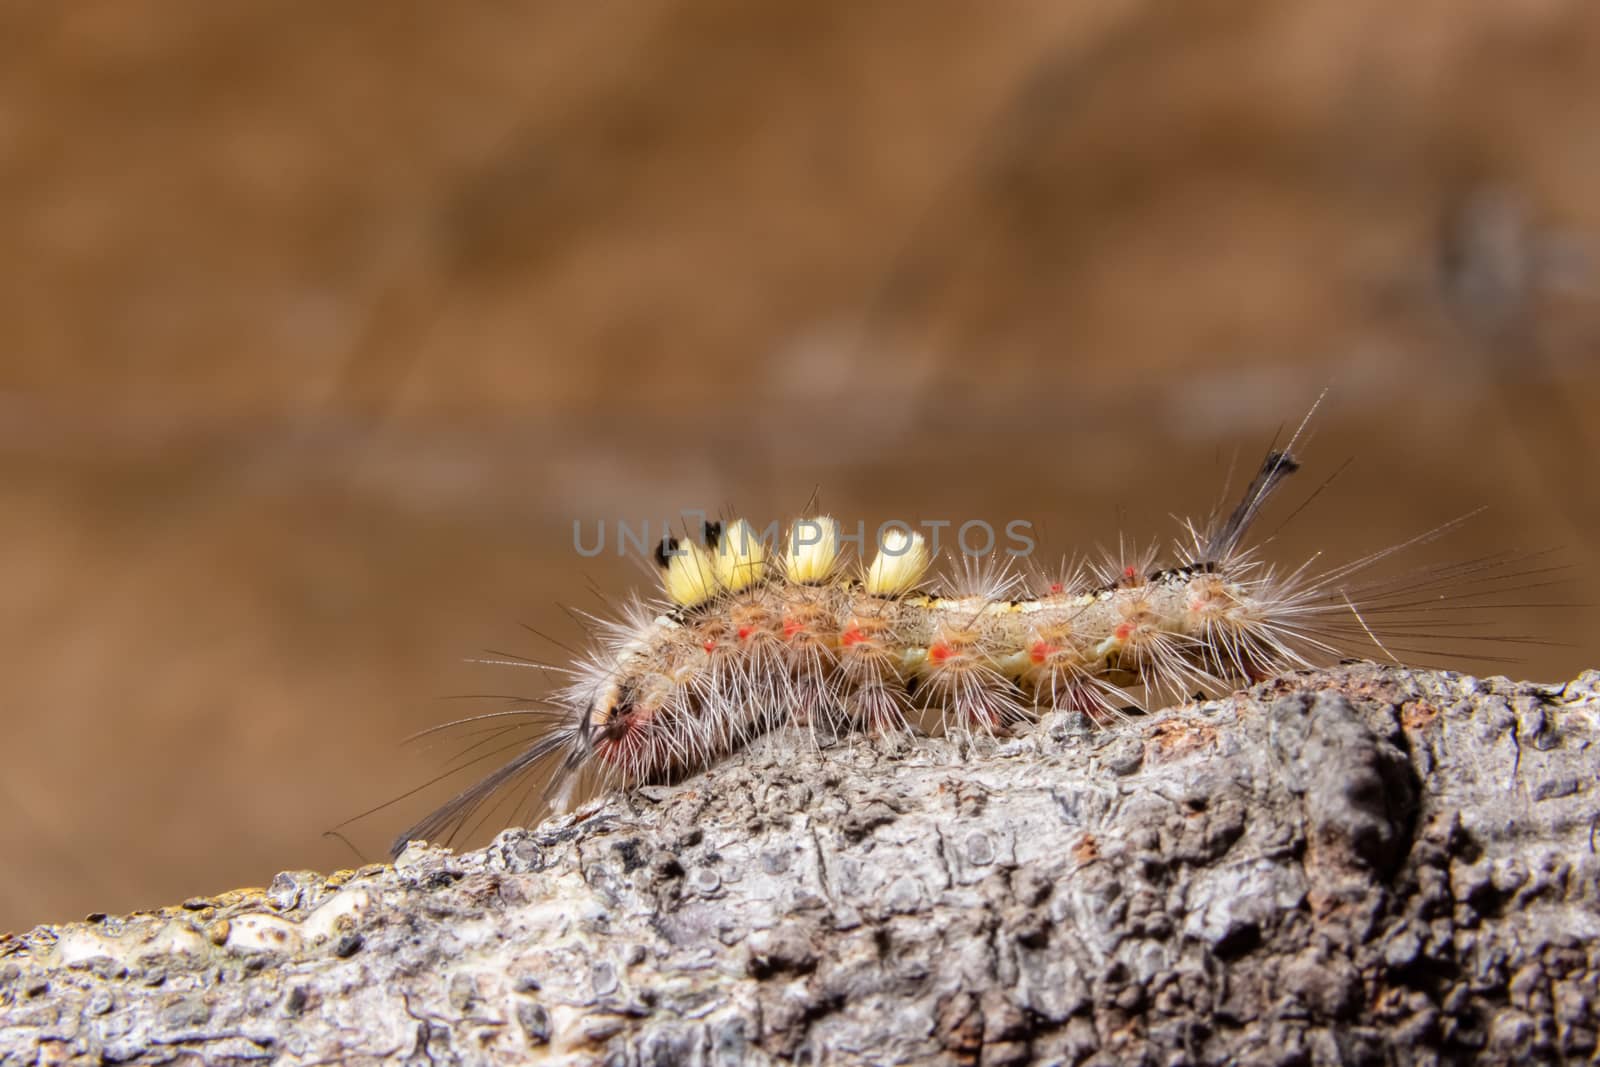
[1123,565,1137,580]
[841,626,866,648]
[1029,640,1054,665]
[1049,582,1064,594]
[783,617,804,639]
[1115,622,1134,641]
[737,626,753,641]
[703,639,718,653]
[928,642,952,665]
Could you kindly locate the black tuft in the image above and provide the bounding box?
[702,520,723,548]
[1204,449,1302,563]
[1261,449,1300,478]
[654,537,680,569]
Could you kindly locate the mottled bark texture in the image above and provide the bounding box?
[3,664,1598,1066]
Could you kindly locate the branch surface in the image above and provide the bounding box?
[3,664,1599,1065]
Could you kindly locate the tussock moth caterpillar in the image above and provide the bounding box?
[383,407,1555,858]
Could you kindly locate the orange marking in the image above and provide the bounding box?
[1123,565,1137,580]
[928,642,953,665]
[841,626,866,648]
[1030,640,1054,665]
[783,617,804,639]
[1115,622,1134,641]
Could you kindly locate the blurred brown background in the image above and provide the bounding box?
[3,0,1598,933]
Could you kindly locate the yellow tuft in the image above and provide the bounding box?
[865,527,931,596]
[785,516,840,584]
[661,539,719,607]
[712,518,769,592]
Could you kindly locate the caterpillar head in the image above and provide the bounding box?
[581,646,711,780]
[583,672,661,775]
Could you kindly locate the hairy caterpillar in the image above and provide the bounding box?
[385,412,1545,858]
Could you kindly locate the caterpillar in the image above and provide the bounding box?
[385,412,1544,859]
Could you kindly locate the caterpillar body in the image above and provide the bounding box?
[389,424,1534,858]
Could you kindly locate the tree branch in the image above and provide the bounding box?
[4,664,1598,1065]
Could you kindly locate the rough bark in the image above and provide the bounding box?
[3,664,1598,1066]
